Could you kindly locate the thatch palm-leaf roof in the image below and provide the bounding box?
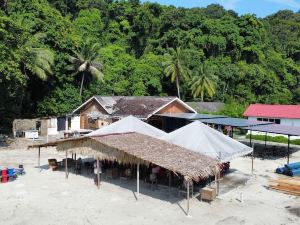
[30,133,218,181]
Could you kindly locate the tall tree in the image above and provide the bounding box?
[163,47,190,99]
[68,42,104,98]
[190,63,216,101]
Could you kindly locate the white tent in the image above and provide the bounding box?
[86,115,166,138]
[160,121,253,162]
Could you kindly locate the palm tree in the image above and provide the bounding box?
[163,47,190,99]
[190,64,216,101]
[68,42,104,98]
[16,16,54,80]
[24,46,54,80]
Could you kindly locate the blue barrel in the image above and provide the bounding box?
[285,162,300,170]
[7,168,14,177]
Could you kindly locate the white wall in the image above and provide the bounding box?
[248,116,300,127]
[247,116,300,139]
[71,116,80,130]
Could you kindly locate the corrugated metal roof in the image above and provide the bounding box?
[244,124,300,136]
[198,117,272,127]
[243,104,300,119]
[156,113,227,120]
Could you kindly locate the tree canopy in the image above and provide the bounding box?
[1,0,300,130]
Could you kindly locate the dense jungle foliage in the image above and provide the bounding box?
[1,0,300,129]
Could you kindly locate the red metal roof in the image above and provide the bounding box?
[243,104,300,119]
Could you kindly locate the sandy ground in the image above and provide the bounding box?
[0,141,300,225]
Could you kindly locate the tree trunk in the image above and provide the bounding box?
[80,72,85,100]
[176,75,181,99]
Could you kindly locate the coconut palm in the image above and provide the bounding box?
[24,46,54,80]
[16,16,54,80]
[190,64,216,101]
[68,42,104,98]
[163,47,190,99]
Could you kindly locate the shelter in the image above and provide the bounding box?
[86,116,166,138]
[244,124,300,164]
[198,117,272,127]
[30,130,218,215]
[161,121,253,162]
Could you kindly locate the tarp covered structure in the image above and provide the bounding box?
[161,121,253,162]
[86,115,166,138]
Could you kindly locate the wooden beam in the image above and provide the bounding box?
[137,163,140,199]
[75,153,77,175]
[65,151,68,179]
[168,171,171,195]
[187,179,190,216]
[97,157,100,189]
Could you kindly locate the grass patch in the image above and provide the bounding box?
[246,134,300,145]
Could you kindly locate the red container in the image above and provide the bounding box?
[2,168,8,183]
[2,176,8,183]
[2,168,7,176]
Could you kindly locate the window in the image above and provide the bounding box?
[257,118,262,121]
[275,119,281,124]
[263,118,268,122]
[269,119,275,122]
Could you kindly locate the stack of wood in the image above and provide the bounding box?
[269,178,300,196]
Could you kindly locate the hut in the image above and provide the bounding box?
[30,131,218,215]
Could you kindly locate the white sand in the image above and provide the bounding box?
[0,144,299,225]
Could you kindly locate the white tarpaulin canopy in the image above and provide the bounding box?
[161,121,253,162]
[86,115,166,138]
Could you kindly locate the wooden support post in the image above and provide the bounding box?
[168,171,171,195]
[187,179,190,216]
[137,163,140,199]
[287,135,290,165]
[38,147,41,171]
[65,151,68,179]
[97,157,100,189]
[75,153,77,175]
[217,168,221,196]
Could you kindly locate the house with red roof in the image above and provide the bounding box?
[243,104,300,127]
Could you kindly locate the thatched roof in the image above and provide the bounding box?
[30,133,218,181]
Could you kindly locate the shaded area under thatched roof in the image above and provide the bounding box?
[30,133,218,181]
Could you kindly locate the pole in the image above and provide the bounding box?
[75,153,77,175]
[168,171,171,195]
[187,179,190,216]
[264,132,267,148]
[231,127,234,138]
[251,145,254,175]
[287,135,290,165]
[38,147,41,171]
[65,151,68,179]
[249,129,252,147]
[137,163,140,199]
[97,157,100,189]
